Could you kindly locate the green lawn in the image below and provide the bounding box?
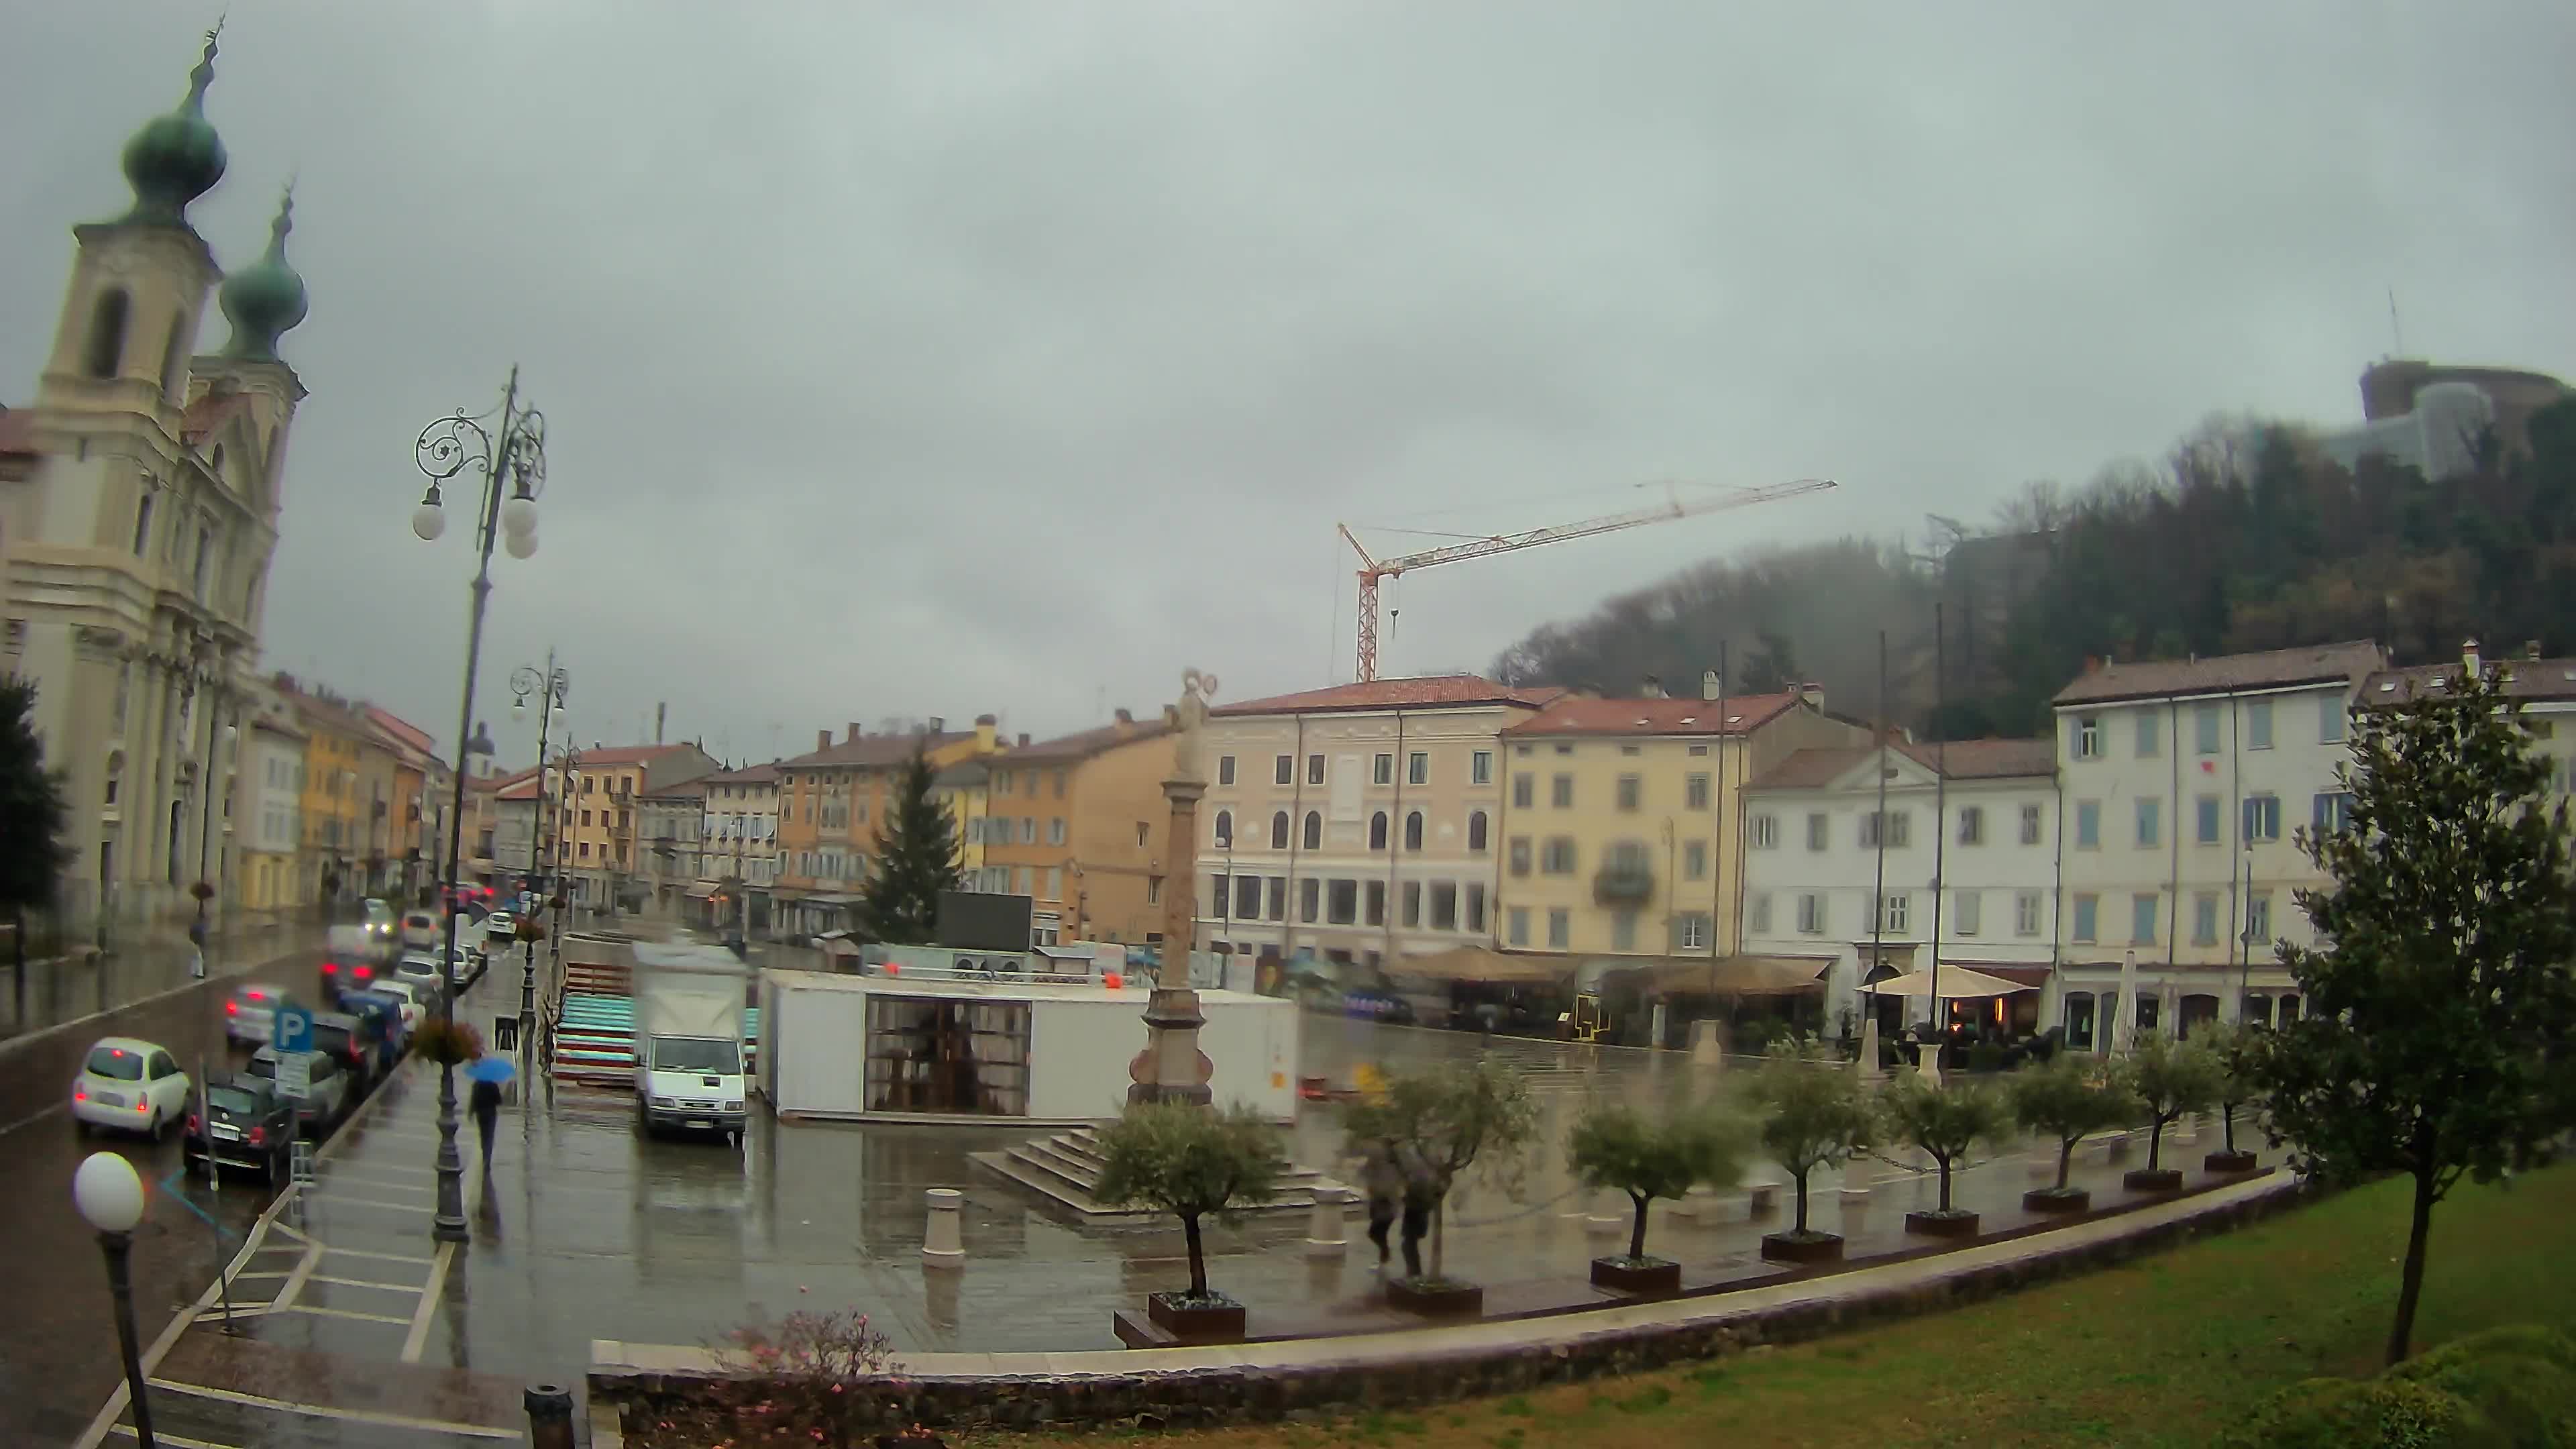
[981,1161,2576,1449]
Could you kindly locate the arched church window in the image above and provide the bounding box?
[85,289,130,379]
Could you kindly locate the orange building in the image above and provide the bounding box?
[980,710,1177,947]
[551,743,720,911]
[771,716,1001,938]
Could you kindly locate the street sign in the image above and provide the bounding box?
[274,1002,314,1055]
[276,1051,313,1102]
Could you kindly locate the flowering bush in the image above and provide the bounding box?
[411,1017,483,1066]
[684,1307,897,1448]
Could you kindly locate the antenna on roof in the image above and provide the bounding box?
[2387,286,2406,358]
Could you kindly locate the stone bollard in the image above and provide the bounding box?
[1303,1187,1349,1256]
[1746,1175,1781,1218]
[2174,1114,2200,1146]
[1838,1185,1873,1236]
[1668,1184,1721,1226]
[1689,1019,1725,1068]
[922,1187,965,1267]
[1585,1189,1627,1238]
[524,1383,576,1449]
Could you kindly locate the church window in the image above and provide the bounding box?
[85,288,129,378]
[131,494,154,557]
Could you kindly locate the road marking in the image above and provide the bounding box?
[273,1242,321,1309]
[400,1239,455,1363]
[322,1244,436,1265]
[313,1273,425,1293]
[0,1100,70,1138]
[273,1303,415,1325]
[229,1270,292,1281]
[107,1426,241,1449]
[314,1193,433,1213]
[327,1161,435,1176]
[143,1379,518,1439]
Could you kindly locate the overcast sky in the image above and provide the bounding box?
[5,2,2571,765]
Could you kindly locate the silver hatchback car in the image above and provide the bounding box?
[223,982,288,1046]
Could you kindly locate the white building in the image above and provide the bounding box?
[1192,676,1560,966]
[233,681,305,915]
[1740,738,2060,1039]
[2364,641,2576,788]
[2049,641,2385,1047]
[698,761,782,928]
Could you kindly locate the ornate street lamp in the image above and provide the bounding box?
[509,655,568,1081]
[411,369,547,1244]
[74,1152,157,1448]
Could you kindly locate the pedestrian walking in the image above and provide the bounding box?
[469,1067,503,1176]
[1397,1140,1439,1280]
[187,917,207,981]
[1358,1138,1404,1269]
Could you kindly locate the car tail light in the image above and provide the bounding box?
[74,1085,87,1102]
[354,966,373,979]
[186,1113,201,1134]
[248,1125,267,1147]
[323,962,339,975]
[226,1001,239,1016]
[136,1099,149,1113]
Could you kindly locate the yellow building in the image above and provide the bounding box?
[931,757,997,888]
[553,743,721,911]
[1493,684,1866,961]
[280,680,374,904]
[983,710,1176,946]
[773,715,1003,938]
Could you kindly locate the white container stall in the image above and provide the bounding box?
[759,966,1298,1124]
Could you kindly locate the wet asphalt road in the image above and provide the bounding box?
[0,934,353,1446]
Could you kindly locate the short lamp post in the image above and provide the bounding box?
[75,1152,157,1449]
[411,368,549,1243]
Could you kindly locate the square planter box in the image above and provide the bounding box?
[2023,1187,2090,1214]
[2123,1167,2184,1193]
[1904,1209,1981,1239]
[1589,1256,1682,1295]
[1145,1292,1245,1343]
[1386,1278,1485,1318]
[1759,1230,1844,1265]
[2204,1149,2259,1174]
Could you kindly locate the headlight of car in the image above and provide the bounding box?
[722,1101,743,1113]
[652,1095,678,1109]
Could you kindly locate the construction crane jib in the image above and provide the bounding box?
[1338,477,1837,683]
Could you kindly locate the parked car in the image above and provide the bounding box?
[183,1073,296,1183]
[223,983,289,1046]
[245,1045,350,1135]
[392,953,444,993]
[72,1037,191,1138]
[325,998,405,1083]
[358,979,428,1035]
[319,954,384,1006]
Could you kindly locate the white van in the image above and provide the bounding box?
[399,909,441,951]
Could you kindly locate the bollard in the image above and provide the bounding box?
[1689,1019,1724,1068]
[1302,1187,1349,1256]
[922,1187,965,1266]
[1585,1189,1625,1238]
[1838,1185,1873,1236]
[524,1383,576,1449]
[1745,1175,1780,1218]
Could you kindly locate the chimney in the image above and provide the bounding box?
[846,721,862,743]
[1641,674,1666,698]
[1017,733,1030,747]
[1701,669,1721,702]
[817,729,831,752]
[655,702,666,745]
[927,715,946,735]
[1799,682,1825,712]
[2463,638,2482,678]
[974,714,998,750]
[1113,707,1134,736]
[2528,639,2544,661]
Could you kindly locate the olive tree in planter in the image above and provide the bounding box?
[1091,1100,1283,1342]
[1344,1055,1538,1316]
[1566,1095,1750,1294]
[2194,1020,2261,1173]
[1879,1069,2012,1238]
[2009,1052,2137,1214]
[1746,1038,1878,1264]
[2123,1030,2226,1191]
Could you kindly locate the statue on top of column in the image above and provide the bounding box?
[1172,667,1219,783]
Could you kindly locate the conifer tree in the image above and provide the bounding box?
[0,678,74,1023]
[855,748,961,945]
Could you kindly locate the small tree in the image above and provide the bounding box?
[1878,1070,2012,1214]
[2127,1030,2226,1173]
[2252,664,2576,1365]
[1343,1055,1538,1283]
[1746,1038,1878,1237]
[1566,1095,1751,1262]
[0,678,73,1027]
[1091,1101,1283,1303]
[2194,1020,2259,1158]
[2010,1052,2137,1195]
[855,748,961,946]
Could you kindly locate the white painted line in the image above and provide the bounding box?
[400,1240,455,1364]
[142,1380,517,1439]
[273,1303,415,1326]
[312,1193,432,1214]
[228,1271,292,1281]
[321,1244,436,1265]
[273,1242,321,1310]
[107,1426,242,1449]
[0,1100,70,1138]
[313,1274,425,1293]
[326,1161,436,1176]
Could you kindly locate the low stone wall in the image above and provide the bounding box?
[594,1175,2310,1437]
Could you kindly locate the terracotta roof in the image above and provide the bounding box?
[1753,737,2055,790]
[1503,692,1804,737]
[1006,717,1174,763]
[0,406,36,457]
[1212,675,1565,718]
[363,705,439,761]
[702,762,780,786]
[180,390,252,444]
[2053,641,2385,706]
[2365,655,2576,705]
[559,744,695,769]
[642,776,711,800]
[932,761,991,788]
[777,731,973,770]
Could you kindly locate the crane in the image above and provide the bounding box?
[1338,476,1838,682]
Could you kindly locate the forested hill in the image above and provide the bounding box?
[1489,398,2576,739]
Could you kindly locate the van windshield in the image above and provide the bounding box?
[651,1038,740,1075]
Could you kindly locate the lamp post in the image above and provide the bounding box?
[74,1152,157,1448]
[511,656,568,1081]
[411,369,548,1243]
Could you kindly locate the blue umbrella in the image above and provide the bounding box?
[465,1057,517,1085]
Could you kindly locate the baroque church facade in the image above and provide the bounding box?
[0,29,311,941]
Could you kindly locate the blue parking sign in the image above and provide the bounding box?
[274,1001,314,1055]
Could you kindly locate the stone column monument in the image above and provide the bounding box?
[1128,668,1219,1108]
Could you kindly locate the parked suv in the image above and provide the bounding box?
[183,1073,296,1183]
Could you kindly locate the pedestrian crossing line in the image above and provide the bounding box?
[400,1240,457,1364]
[107,1426,239,1449]
[313,1273,427,1294]
[272,1303,415,1326]
[142,1379,518,1439]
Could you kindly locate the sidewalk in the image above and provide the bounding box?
[1,915,317,1039]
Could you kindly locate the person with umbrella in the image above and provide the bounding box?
[464,1051,516,1179]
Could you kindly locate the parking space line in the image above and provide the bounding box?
[312,1193,431,1214]
[107,1426,241,1449]
[274,1303,415,1325]
[400,1240,455,1363]
[322,1244,436,1265]
[327,1161,435,1176]
[229,1270,292,1281]
[143,1379,518,1439]
[313,1273,425,1293]
[272,1242,321,1309]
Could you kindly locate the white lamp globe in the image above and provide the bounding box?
[500,495,539,537]
[411,501,447,542]
[504,529,538,561]
[73,1151,146,1234]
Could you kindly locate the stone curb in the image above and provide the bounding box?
[592,1171,2309,1436]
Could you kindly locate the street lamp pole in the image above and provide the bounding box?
[411,368,549,1244]
[74,1152,156,1449]
[511,656,568,1082]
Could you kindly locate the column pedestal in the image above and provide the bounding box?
[1129,777,1214,1108]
